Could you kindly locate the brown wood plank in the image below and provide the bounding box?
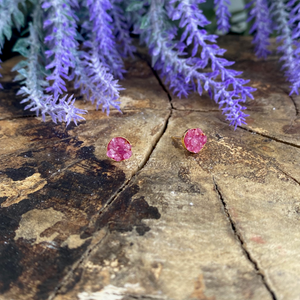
[1,36,300,300]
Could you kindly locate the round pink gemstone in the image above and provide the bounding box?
[107,137,132,161]
[183,128,207,153]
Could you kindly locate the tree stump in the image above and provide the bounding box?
[0,36,300,300]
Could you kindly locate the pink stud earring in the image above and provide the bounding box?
[106,137,132,161]
[181,128,207,153]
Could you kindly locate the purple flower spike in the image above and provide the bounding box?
[247,0,272,59]
[271,0,300,95]
[42,0,79,97]
[13,20,86,126]
[214,0,231,34]
[72,45,123,115]
[287,0,300,94]
[110,0,136,58]
[289,0,300,40]
[85,0,125,79]
[167,0,255,128]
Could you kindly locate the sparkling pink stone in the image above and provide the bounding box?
[107,137,132,161]
[183,128,207,153]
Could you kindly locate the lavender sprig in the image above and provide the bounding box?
[13,21,86,125]
[288,0,300,39]
[247,0,272,59]
[73,39,123,115]
[42,0,79,97]
[140,0,255,128]
[287,0,300,94]
[110,0,136,58]
[214,0,231,34]
[172,0,255,128]
[85,0,125,78]
[288,0,300,40]
[271,0,300,95]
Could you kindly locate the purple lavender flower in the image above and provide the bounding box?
[137,0,255,128]
[288,0,300,91]
[42,0,79,97]
[13,19,86,125]
[85,0,125,78]
[171,0,256,128]
[75,1,124,114]
[72,43,123,115]
[247,0,272,59]
[110,0,136,58]
[214,0,231,34]
[271,0,300,95]
[53,94,86,126]
[288,0,300,40]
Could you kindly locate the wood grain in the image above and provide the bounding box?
[1,36,300,300]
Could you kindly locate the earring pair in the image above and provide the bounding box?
[106,128,207,162]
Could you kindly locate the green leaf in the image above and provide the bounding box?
[3,25,12,41]
[15,68,27,78]
[140,15,150,29]
[14,74,26,81]
[13,9,25,29]
[13,38,30,57]
[11,59,28,71]
[126,1,144,12]
[38,79,49,87]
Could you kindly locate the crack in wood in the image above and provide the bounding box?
[125,295,168,300]
[0,115,36,121]
[238,125,300,149]
[275,166,300,186]
[212,176,277,300]
[173,108,220,112]
[280,88,299,117]
[136,53,174,109]
[96,108,172,218]
[48,230,109,300]
[289,96,299,117]
[237,124,300,185]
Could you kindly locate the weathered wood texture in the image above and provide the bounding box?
[0,36,300,300]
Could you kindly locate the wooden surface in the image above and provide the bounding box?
[0,36,300,300]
